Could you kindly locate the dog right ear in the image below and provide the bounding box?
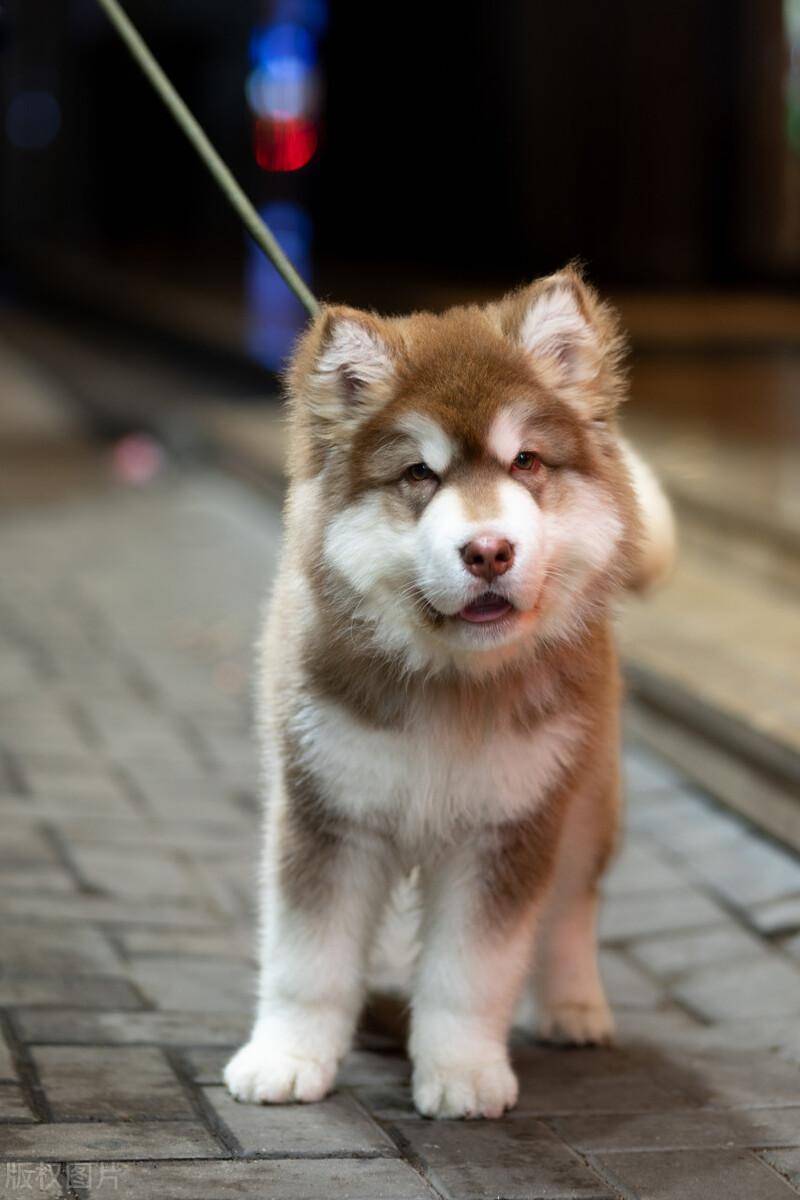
[291,306,401,426]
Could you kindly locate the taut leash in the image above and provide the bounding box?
[94,0,320,319]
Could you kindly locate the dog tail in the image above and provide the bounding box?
[621,439,677,592]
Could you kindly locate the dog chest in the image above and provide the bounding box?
[289,696,582,845]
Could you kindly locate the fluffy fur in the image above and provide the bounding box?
[224,267,675,1119]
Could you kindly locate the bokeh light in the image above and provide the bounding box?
[248,10,323,174]
[246,201,312,370]
[110,433,165,486]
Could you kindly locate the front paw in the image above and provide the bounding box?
[224,1039,338,1104]
[536,1000,615,1046]
[413,1057,518,1119]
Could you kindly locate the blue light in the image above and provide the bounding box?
[246,202,313,371]
[249,23,317,70]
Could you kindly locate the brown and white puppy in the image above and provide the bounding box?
[224,267,675,1120]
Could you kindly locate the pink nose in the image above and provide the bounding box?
[460,537,515,582]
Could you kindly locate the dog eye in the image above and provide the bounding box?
[406,462,437,483]
[512,451,540,472]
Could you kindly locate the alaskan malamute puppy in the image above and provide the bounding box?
[225,267,674,1119]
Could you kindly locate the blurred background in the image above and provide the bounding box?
[1,0,799,836]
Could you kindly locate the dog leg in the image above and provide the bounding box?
[225,780,391,1104]
[531,767,620,1046]
[409,836,550,1120]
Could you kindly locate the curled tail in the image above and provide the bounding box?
[620,439,677,592]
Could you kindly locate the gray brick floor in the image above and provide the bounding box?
[2,464,800,1198]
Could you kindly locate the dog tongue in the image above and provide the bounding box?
[458,592,513,624]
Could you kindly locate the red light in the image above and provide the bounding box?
[253,117,317,172]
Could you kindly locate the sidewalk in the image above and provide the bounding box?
[2,369,800,1197]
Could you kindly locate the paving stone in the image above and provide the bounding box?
[760,1148,800,1191]
[0,825,57,865]
[550,1107,800,1151]
[337,1047,412,1088]
[688,839,800,909]
[594,1149,799,1199]
[0,801,141,841]
[128,959,254,1013]
[0,863,78,895]
[354,1084,417,1121]
[0,699,91,758]
[20,760,138,816]
[68,845,202,902]
[51,814,253,855]
[0,891,220,928]
[667,1048,800,1109]
[613,1007,705,1042]
[180,1047,230,1084]
[600,949,664,1008]
[624,746,683,793]
[673,956,800,1021]
[0,1031,16,1081]
[0,1122,222,1161]
[510,1044,694,1115]
[657,1017,800,1066]
[118,927,253,961]
[79,1158,435,1199]
[77,703,201,771]
[0,1084,35,1121]
[32,1046,194,1120]
[603,840,688,895]
[0,923,118,975]
[752,897,800,936]
[394,1118,612,1199]
[0,975,141,1009]
[599,887,728,942]
[205,1087,394,1155]
[629,923,768,979]
[14,1008,248,1047]
[627,790,747,853]
[125,765,254,823]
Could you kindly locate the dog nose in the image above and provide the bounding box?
[460,537,515,581]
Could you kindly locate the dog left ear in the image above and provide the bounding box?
[499,268,625,419]
[313,308,398,400]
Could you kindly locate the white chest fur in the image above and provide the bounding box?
[287,696,581,851]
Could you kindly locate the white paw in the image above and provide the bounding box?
[224,1039,338,1104]
[413,1058,518,1120]
[536,1000,615,1046]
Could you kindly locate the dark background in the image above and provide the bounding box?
[2,0,799,370]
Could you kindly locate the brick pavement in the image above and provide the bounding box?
[2,456,800,1197]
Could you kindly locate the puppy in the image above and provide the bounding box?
[224,266,675,1119]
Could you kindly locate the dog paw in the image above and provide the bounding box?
[536,1000,615,1046]
[413,1058,518,1119]
[224,1040,337,1104]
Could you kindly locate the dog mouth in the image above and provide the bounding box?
[457,591,515,624]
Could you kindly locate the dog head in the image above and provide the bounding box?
[286,267,641,673]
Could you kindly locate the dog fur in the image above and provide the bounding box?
[224,266,675,1120]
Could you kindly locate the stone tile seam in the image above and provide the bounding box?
[755,1148,800,1195]
[348,1093,450,1200]
[0,1010,52,1122]
[620,831,800,965]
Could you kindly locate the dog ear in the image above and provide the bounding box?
[305,306,400,413]
[498,267,625,419]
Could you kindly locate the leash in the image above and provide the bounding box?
[94,0,320,319]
